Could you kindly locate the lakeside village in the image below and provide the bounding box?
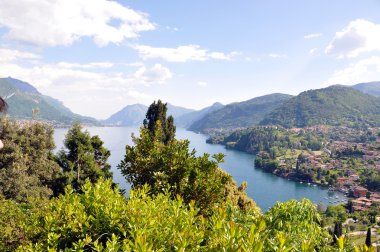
[254,125,380,212]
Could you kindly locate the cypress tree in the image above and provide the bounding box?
[365,227,371,247]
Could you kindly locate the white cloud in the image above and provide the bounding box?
[0,0,155,47]
[325,19,380,58]
[309,48,319,56]
[0,61,171,118]
[132,44,239,62]
[197,81,208,87]
[326,56,380,85]
[269,53,287,59]
[56,62,114,69]
[304,33,322,39]
[133,64,172,84]
[0,48,40,62]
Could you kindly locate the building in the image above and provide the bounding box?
[352,186,368,198]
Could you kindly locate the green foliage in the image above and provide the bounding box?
[118,124,258,216]
[189,93,292,133]
[261,86,380,128]
[56,123,112,193]
[0,179,343,251]
[209,126,323,155]
[325,205,348,222]
[143,100,176,144]
[0,196,48,251]
[264,199,330,249]
[0,78,97,125]
[0,118,61,201]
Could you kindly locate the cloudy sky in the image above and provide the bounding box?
[0,0,379,119]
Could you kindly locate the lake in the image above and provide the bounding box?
[54,126,347,211]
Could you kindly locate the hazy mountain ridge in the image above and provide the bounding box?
[260,85,380,128]
[175,102,224,128]
[188,93,293,133]
[104,103,196,126]
[0,77,98,125]
[352,81,380,97]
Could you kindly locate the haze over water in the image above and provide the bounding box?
[54,126,347,211]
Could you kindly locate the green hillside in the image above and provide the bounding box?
[175,102,224,128]
[352,81,380,97]
[260,85,380,128]
[0,77,97,125]
[188,93,292,133]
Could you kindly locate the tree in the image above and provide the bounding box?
[0,118,61,201]
[365,227,371,247]
[119,101,257,215]
[56,123,112,192]
[332,222,343,244]
[143,100,175,144]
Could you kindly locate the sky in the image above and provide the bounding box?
[0,0,380,119]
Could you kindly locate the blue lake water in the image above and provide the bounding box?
[53,126,347,211]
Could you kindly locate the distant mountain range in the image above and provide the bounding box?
[0,77,97,125]
[260,85,380,128]
[188,94,293,133]
[1,77,380,130]
[352,81,380,97]
[175,102,224,128]
[103,103,195,126]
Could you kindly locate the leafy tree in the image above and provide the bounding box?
[0,118,61,201]
[119,123,257,216]
[119,101,257,215]
[56,123,112,192]
[143,100,175,144]
[264,199,330,249]
[325,205,347,222]
[3,179,347,251]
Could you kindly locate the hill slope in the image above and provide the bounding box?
[175,102,224,128]
[260,85,380,128]
[104,103,195,126]
[188,93,293,133]
[352,81,380,97]
[0,77,97,125]
[103,104,147,126]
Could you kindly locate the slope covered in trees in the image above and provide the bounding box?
[188,93,292,133]
[175,102,224,128]
[352,81,380,97]
[0,100,374,250]
[0,77,97,125]
[261,86,380,128]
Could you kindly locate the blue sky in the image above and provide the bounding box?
[0,0,379,119]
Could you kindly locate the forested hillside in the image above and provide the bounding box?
[0,77,97,125]
[188,93,292,133]
[261,86,380,128]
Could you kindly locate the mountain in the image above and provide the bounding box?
[167,103,195,118]
[103,104,147,126]
[188,93,293,133]
[352,81,380,97]
[260,85,380,128]
[0,77,97,125]
[175,102,224,128]
[104,103,195,126]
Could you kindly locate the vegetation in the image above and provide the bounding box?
[188,93,292,133]
[2,98,380,250]
[0,77,97,125]
[260,86,380,128]
[56,123,113,193]
[0,118,61,201]
[119,101,256,215]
